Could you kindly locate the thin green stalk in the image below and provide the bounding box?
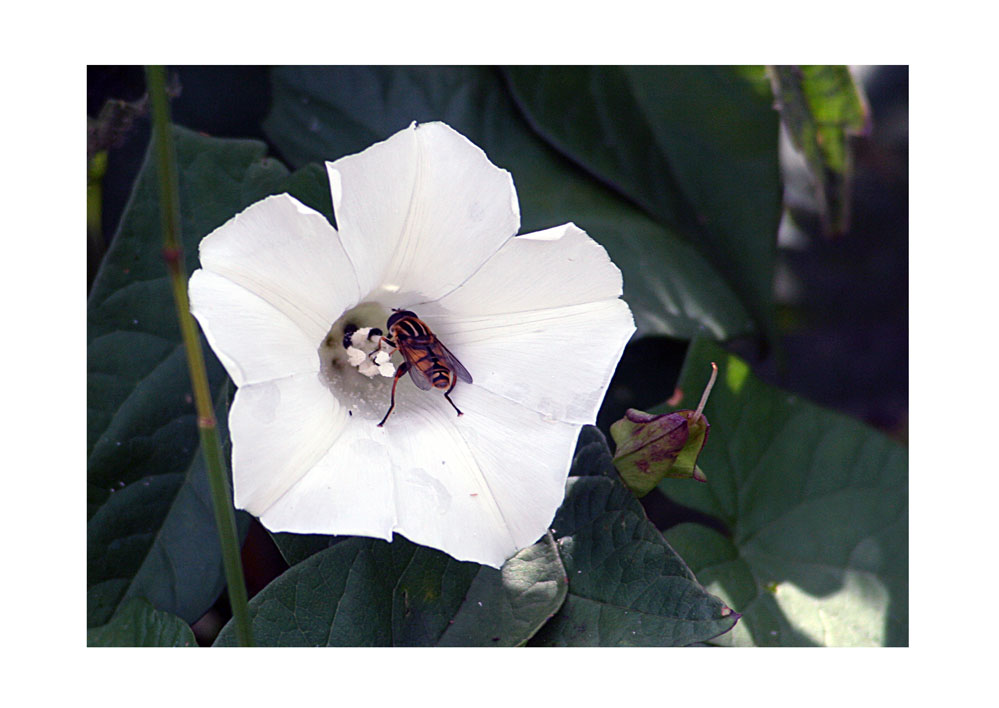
[145,65,254,647]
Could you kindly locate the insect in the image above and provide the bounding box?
[375,309,472,427]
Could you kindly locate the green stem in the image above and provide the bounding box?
[145,65,254,647]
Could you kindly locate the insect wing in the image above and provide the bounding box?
[398,342,435,390]
[405,361,434,390]
[438,342,473,384]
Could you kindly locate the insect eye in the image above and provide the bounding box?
[386,310,416,329]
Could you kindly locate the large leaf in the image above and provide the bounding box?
[263,66,752,340]
[87,598,197,647]
[658,339,908,646]
[87,386,238,627]
[87,126,289,626]
[213,534,567,647]
[504,66,782,341]
[529,429,738,646]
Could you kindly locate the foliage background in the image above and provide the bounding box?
[87,66,907,647]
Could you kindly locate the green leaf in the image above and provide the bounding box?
[87,126,290,626]
[214,534,567,647]
[87,385,239,628]
[570,425,618,478]
[263,66,753,340]
[769,65,869,236]
[87,597,197,647]
[529,475,738,646]
[658,338,908,646]
[276,161,335,222]
[504,66,782,341]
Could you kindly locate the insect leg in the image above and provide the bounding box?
[370,334,397,361]
[378,334,395,351]
[377,362,409,427]
[443,377,463,417]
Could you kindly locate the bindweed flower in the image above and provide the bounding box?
[189,122,635,568]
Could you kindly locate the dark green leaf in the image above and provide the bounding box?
[529,476,738,646]
[658,338,908,646]
[769,65,869,236]
[214,534,567,647]
[87,597,196,647]
[87,126,290,626]
[570,425,617,478]
[263,66,752,340]
[505,66,782,341]
[269,532,344,568]
[87,386,240,627]
[277,161,335,221]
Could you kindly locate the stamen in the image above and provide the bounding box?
[342,323,359,349]
[317,302,399,420]
[342,326,397,379]
[693,362,718,422]
[345,346,368,367]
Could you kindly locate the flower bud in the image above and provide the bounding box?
[610,409,709,497]
[610,363,716,497]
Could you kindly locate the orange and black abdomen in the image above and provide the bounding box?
[389,313,454,389]
[403,338,454,389]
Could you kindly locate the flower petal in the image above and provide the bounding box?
[257,381,578,568]
[433,223,624,314]
[189,270,320,386]
[387,384,579,568]
[197,194,361,345]
[255,418,397,542]
[418,223,635,423]
[229,372,349,515]
[430,300,634,424]
[327,122,519,304]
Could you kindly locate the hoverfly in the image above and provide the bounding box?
[375,309,473,427]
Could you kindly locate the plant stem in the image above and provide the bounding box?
[145,65,254,647]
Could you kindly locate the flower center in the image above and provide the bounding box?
[319,302,398,420]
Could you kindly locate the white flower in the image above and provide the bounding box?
[189,122,635,568]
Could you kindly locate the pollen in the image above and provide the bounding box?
[346,346,368,367]
[344,326,396,379]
